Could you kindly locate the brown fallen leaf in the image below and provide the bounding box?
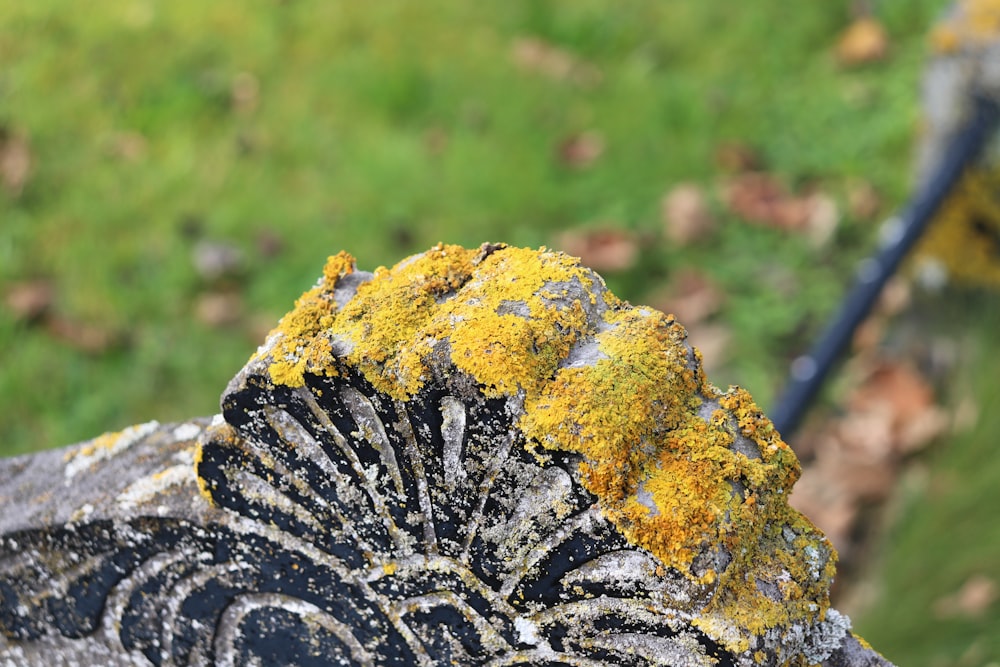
[423,127,449,157]
[46,316,121,355]
[951,394,979,434]
[106,131,148,162]
[0,127,31,197]
[934,574,998,619]
[876,276,911,318]
[714,142,763,173]
[851,316,885,354]
[556,131,605,169]
[722,173,842,240]
[721,173,811,230]
[247,313,280,347]
[231,71,260,114]
[835,17,889,67]
[195,291,245,328]
[649,269,725,327]
[896,406,949,454]
[846,179,882,221]
[556,228,637,272]
[661,183,716,246]
[4,280,54,324]
[835,406,896,465]
[849,361,935,429]
[511,37,602,87]
[804,193,840,248]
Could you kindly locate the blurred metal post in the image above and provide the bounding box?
[770,93,1000,438]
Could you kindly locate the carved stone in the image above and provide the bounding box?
[0,244,893,666]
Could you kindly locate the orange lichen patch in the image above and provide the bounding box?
[257,243,836,652]
[698,389,834,643]
[194,422,244,504]
[701,505,836,646]
[334,244,482,397]
[719,388,799,489]
[261,251,356,387]
[930,0,1000,54]
[63,430,121,462]
[266,243,610,399]
[192,438,214,504]
[520,304,830,643]
[521,308,736,574]
[433,247,599,397]
[916,168,1000,287]
[63,421,161,479]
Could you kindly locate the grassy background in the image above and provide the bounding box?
[2,1,998,663]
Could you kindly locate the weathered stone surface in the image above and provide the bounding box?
[915,0,1000,287]
[0,244,893,666]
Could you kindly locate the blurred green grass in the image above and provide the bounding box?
[3,1,998,663]
[0,0,936,451]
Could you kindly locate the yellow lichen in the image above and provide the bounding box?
[265,243,608,399]
[930,0,1000,54]
[64,428,129,462]
[192,439,215,504]
[520,308,740,576]
[193,422,245,504]
[335,244,483,397]
[919,1,1000,288]
[916,168,1000,287]
[261,250,356,387]
[255,243,836,654]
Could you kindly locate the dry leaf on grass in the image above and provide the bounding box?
[195,291,245,328]
[511,37,602,87]
[848,360,947,456]
[106,131,148,162]
[951,394,979,434]
[556,131,605,169]
[934,575,998,618]
[661,183,716,246]
[835,17,889,67]
[722,173,839,239]
[46,316,121,355]
[713,142,763,173]
[849,361,935,429]
[846,179,882,221]
[4,280,54,324]
[896,407,950,454]
[231,72,260,114]
[804,193,840,248]
[792,350,950,563]
[876,277,911,318]
[851,317,885,354]
[556,228,637,272]
[0,127,31,197]
[423,127,449,157]
[649,269,724,326]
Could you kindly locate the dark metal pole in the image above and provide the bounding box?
[770,94,1000,438]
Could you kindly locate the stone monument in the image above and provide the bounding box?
[0,244,892,666]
